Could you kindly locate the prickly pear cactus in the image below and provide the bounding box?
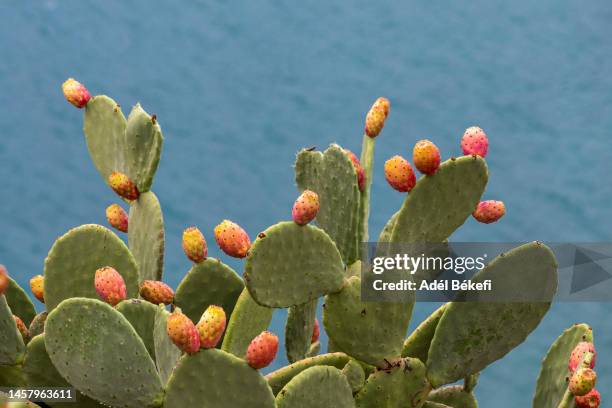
[44,224,139,311]
[164,349,275,408]
[354,358,431,408]
[128,191,165,282]
[426,242,557,387]
[244,222,345,307]
[174,258,244,323]
[295,144,361,264]
[44,298,164,408]
[4,278,36,326]
[5,85,600,408]
[533,323,594,408]
[83,96,163,193]
[275,365,355,408]
[323,276,409,366]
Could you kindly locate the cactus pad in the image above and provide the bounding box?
[354,357,431,408]
[45,298,163,408]
[28,312,48,338]
[245,221,344,307]
[174,258,244,323]
[23,334,102,408]
[0,295,25,366]
[44,224,139,311]
[295,144,361,264]
[221,288,273,357]
[323,276,410,366]
[5,278,36,326]
[128,191,165,281]
[532,323,594,408]
[427,385,478,408]
[152,306,181,384]
[266,352,351,394]
[84,96,163,192]
[390,156,488,243]
[164,349,275,408]
[116,299,158,359]
[401,304,447,362]
[426,242,558,387]
[342,359,366,393]
[378,211,398,243]
[285,300,317,363]
[275,366,355,408]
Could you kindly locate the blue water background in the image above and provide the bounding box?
[1,1,611,405]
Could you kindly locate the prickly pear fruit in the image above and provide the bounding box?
[311,319,320,344]
[365,97,390,138]
[575,388,601,408]
[461,126,489,157]
[372,97,390,117]
[472,200,506,224]
[182,227,208,263]
[196,305,227,349]
[106,204,129,233]
[569,368,597,396]
[292,190,320,226]
[167,310,200,354]
[94,266,127,306]
[13,315,29,342]
[139,280,174,305]
[0,265,8,296]
[214,220,251,258]
[62,78,91,109]
[413,139,441,175]
[246,331,279,369]
[569,342,597,372]
[345,149,365,191]
[384,155,416,192]
[29,275,45,304]
[108,171,140,201]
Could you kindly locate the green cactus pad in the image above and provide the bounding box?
[45,298,163,408]
[44,224,139,311]
[23,334,102,408]
[358,134,376,246]
[390,156,488,244]
[275,365,355,408]
[305,341,321,358]
[285,300,317,363]
[152,305,181,385]
[164,349,275,408]
[0,295,25,366]
[28,312,48,338]
[5,277,36,326]
[532,323,594,408]
[128,192,165,282]
[426,242,558,388]
[245,222,345,308]
[266,352,351,395]
[295,144,361,264]
[402,304,447,362]
[354,358,431,408]
[342,359,365,393]
[427,385,478,408]
[378,211,399,243]
[116,299,158,360]
[0,365,26,387]
[221,288,273,357]
[174,258,244,324]
[84,96,163,192]
[323,276,410,366]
